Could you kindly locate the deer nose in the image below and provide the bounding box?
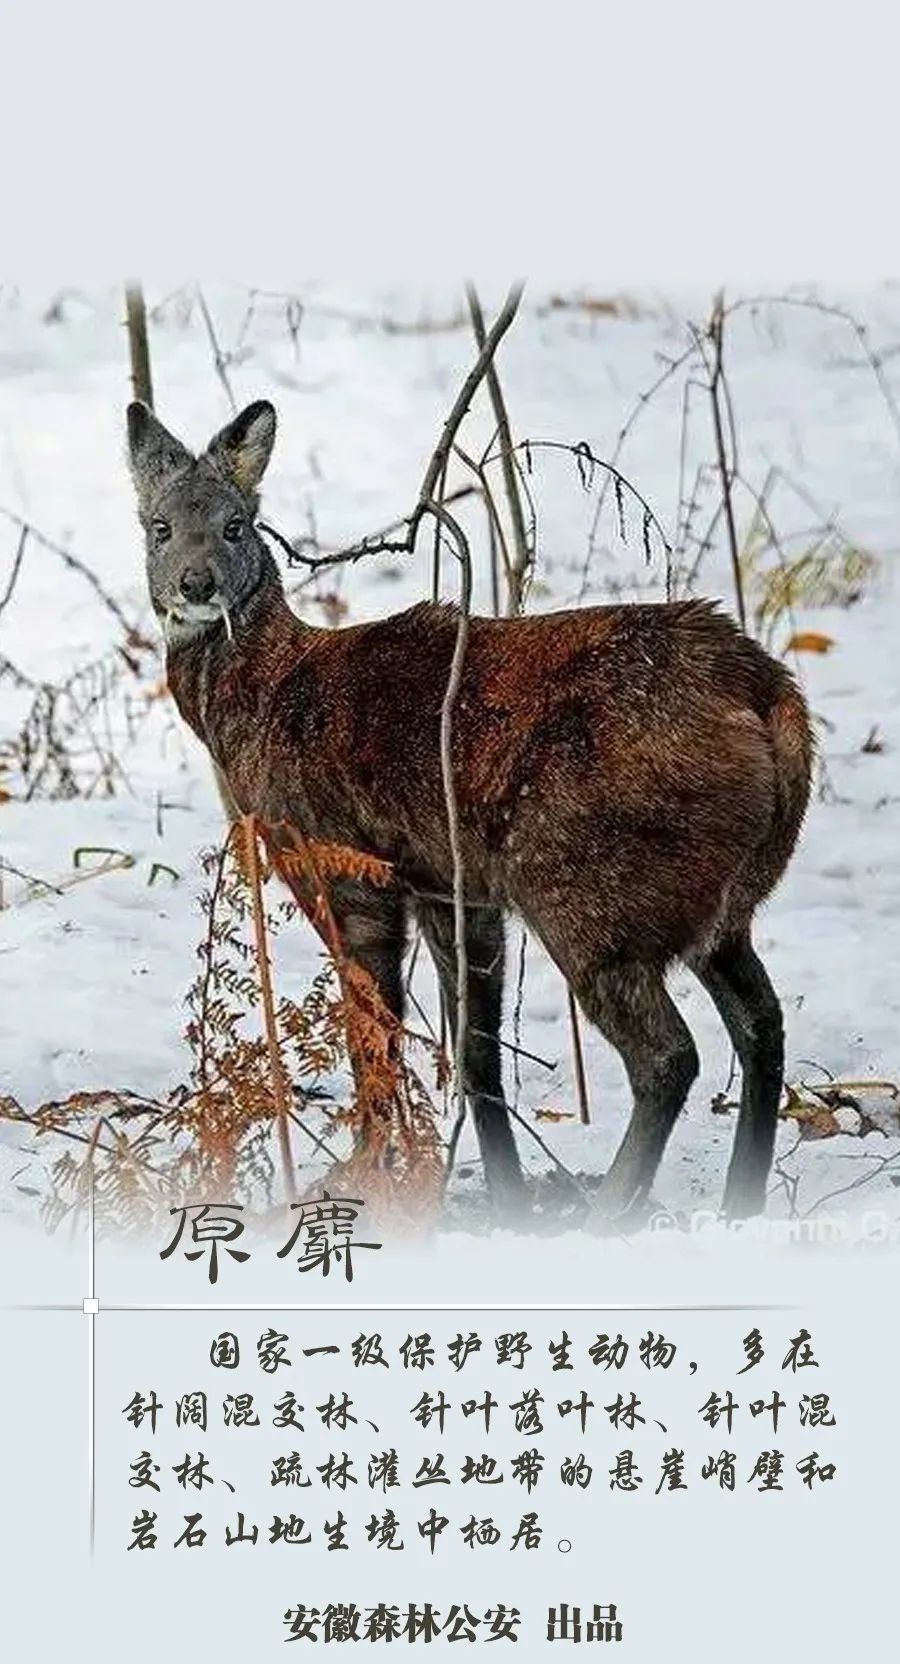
[180,566,216,603]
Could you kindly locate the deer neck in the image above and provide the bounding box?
[165,559,312,782]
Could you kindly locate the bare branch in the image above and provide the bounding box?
[704,292,747,631]
[260,287,526,580]
[578,339,700,601]
[419,283,524,514]
[727,292,900,455]
[425,500,473,1164]
[485,438,672,572]
[196,286,238,414]
[466,283,532,614]
[260,484,481,577]
[0,505,149,644]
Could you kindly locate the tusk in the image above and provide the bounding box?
[219,600,234,642]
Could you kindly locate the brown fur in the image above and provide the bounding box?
[170,590,811,985]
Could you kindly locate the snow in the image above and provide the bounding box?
[1,279,899,1233]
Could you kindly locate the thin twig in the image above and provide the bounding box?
[802,1146,900,1218]
[0,525,27,618]
[430,457,449,602]
[286,1104,340,1166]
[512,927,528,1113]
[429,501,473,1160]
[196,287,237,414]
[0,858,64,902]
[419,284,525,511]
[260,484,480,579]
[567,988,591,1126]
[0,506,147,643]
[578,340,700,601]
[726,292,900,455]
[453,441,513,600]
[490,439,672,575]
[704,293,747,631]
[241,816,297,1200]
[466,283,531,614]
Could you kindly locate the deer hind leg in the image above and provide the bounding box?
[576,962,699,1220]
[416,899,528,1219]
[690,931,783,1220]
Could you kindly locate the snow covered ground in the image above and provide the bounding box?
[1,279,899,1237]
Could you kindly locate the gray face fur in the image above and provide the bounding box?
[127,400,277,646]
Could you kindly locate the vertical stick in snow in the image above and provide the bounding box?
[125,283,154,409]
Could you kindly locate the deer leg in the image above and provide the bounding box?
[576,962,699,1219]
[691,932,783,1220]
[327,880,407,1131]
[416,900,528,1219]
[331,881,407,1022]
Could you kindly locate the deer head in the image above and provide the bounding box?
[127,399,278,645]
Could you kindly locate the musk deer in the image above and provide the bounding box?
[128,397,812,1225]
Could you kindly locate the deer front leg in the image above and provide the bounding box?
[416,899,529,1221]
[324,878,411,1155]
[329,877,407,1025]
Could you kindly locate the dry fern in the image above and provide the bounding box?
[1,816,445,1236]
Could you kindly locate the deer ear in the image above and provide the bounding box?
[127,402,193,515]
[205,400,276,497]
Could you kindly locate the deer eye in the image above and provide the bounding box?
[223,516,244,543]
[151,518,171,544]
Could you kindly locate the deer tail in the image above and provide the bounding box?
[762,676,814,892]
